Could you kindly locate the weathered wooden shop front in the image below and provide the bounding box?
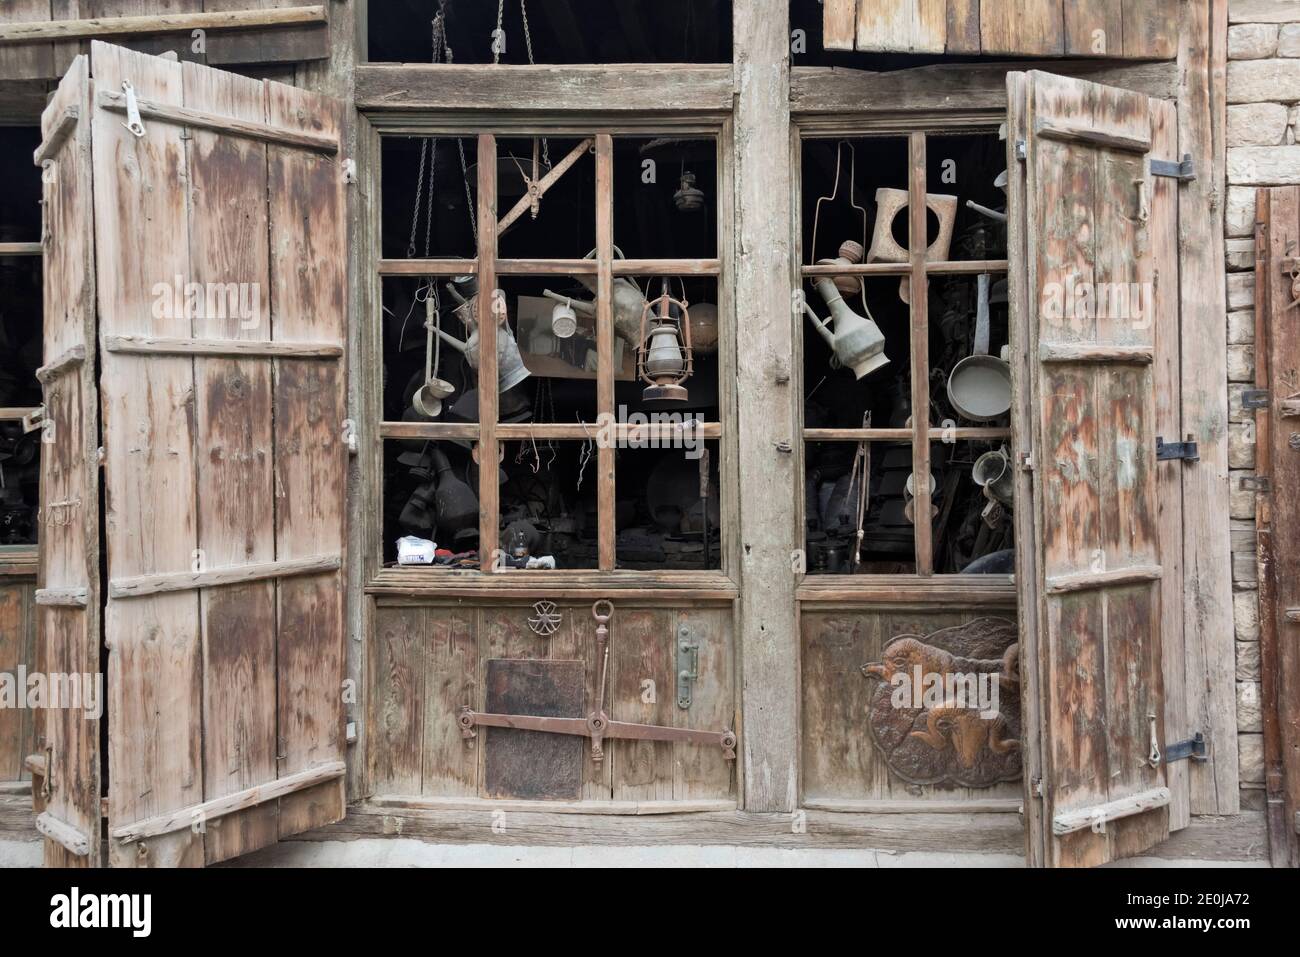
[0,1,1276,868]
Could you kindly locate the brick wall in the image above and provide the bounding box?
[1223,0,1300,809]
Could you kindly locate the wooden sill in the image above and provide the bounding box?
[797,574,1016,605]
[368,567,739,603]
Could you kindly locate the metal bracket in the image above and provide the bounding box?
[20,406,45,435]
[1242,389,1270,411]
[1150,153,1196,182]
[1157,437,1199,462]
[342,158,357,185]
[1241,475,1272,493]
[1164,732,1208,764]
[1015,139,1027,161]
[677,627,699,710]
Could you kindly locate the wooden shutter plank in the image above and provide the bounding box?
[856,0,914,53]
[1065,0,1124,58]
[0,0,55,80]
[1150,94,1190,832]
[265,78,347,838]
[1122,0,1180,60]
[180,59,279,866]
[855,0,947,54]
[1014,70,1172,867]
[945,0,981,54]
[981,0,1063,57]
[93,40,204,869]
[37,53,101,869]
[823,0,857,51]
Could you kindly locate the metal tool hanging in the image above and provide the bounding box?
[459,601,738,762]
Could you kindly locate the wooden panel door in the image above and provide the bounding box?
[34,54,102,867]
[1255,187,1300,868]
[71,41,348,867]
[1007,70,1182,868]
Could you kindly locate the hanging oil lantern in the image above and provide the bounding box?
[674,171,705,212]
[637,280,694,402]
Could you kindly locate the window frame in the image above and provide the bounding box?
[363,115,738,592]
[794,119,1016,593]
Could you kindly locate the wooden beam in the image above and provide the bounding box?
[734,0,798,813]
[1052,787,1172,836]
[1178,0,1238,816]
[108,555,341,600]
[355,65,734,114]
[909,132,933,576]
[1033,117,1152,154]
[1039,343,1155,364]
[595,134,615,572]
[99,90,338,154]
[34,587,88,607]
[0,7,327,43]
[34,344,84,383]
[476,135,500,570]
[104,335,343,359]
[1044,565,1163,595]
[790,60,1180,116]
[111,762,346,844]
[35,812,91,857]
[31,104,77,166]
[0,242,42,256]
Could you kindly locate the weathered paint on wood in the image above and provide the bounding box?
[82,42,346,867]
[1256,187,1300,868]
[367,603,737,805]
[0,1,328,80]
[1177,0,1238,819]
[1010,70,1174,868]
[0,582,38,784]
[832,0,1178,58]
[734,0,799,815]
[36,53,101,869]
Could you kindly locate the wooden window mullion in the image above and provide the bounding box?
[476,133,500,570]
[908,132,933,575]
[595,133,616,571]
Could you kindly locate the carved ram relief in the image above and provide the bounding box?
[861,617,1022,789]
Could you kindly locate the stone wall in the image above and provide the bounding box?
[1223,0,1300,809]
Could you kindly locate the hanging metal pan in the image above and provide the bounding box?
[947,273,1011,422]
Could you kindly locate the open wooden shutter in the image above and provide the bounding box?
[33,54,102,867]
[1007,70,1181,868]
[73,41,347,867]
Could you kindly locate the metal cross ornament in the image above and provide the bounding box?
[527,600,563,637]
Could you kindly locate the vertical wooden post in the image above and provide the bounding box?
[1177,0,1238,814]
[734,0,798,812]
[908,132,934,575]
[477,134,500,569]
[596,134,616,571]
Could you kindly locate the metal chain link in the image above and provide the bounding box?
[520,0,551,167]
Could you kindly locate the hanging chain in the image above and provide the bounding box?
[407,139,429,259]
[494,0,506,64]
[519,0,550,167]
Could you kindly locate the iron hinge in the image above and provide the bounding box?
[1241,389,1270,411]
[1164,732,1208,764]
[1240,475,1272,493]
[1157,437,1199,462]
[1150,154,1196,182]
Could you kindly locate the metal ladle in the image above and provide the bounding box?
[413,289,456,419]
[946,273,1012,422]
